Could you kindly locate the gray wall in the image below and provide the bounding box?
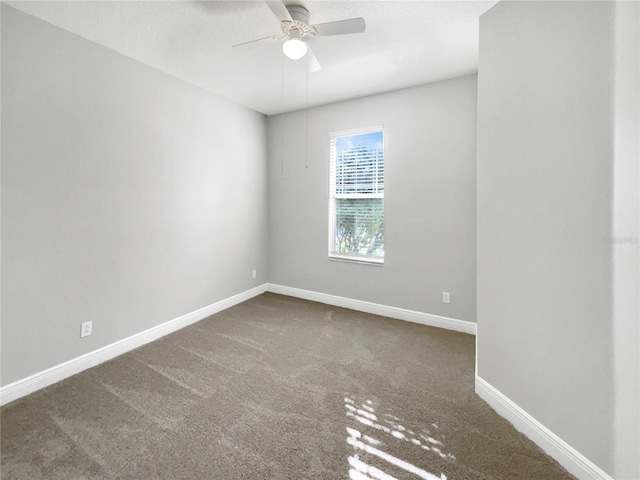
[1,6,268,387]
[267,75,477,322]
[477,1,639,477]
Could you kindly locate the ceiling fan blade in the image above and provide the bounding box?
[306,45,321,73]
[232,35,279,50]
[264,0,292,22]
[312,17,365,36]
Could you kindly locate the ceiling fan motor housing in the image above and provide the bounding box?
[281,5,316,38]
[287,5,310,24]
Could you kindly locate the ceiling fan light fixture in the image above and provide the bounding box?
[282,37,308,60]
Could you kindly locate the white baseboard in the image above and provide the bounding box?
[0,284,614,479]
[1,284,473,407]
[265,283,476,335]
[0,284,268,407]
[475,376,613,480]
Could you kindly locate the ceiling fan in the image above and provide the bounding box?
[232,0,366,72]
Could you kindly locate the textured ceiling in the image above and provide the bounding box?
[7,0,498,115]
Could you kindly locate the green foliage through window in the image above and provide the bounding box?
[335,198,384,257]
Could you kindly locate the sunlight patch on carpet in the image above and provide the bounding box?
[344,397,452,479]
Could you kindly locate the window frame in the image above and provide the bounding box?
[328,125,385,266]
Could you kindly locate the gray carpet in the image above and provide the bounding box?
[1,293,575,479]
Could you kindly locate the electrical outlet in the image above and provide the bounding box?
[80,321,92,338]
[442,292,451,304]
[252,269,257,279]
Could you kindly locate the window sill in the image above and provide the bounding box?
[328,255,384,266]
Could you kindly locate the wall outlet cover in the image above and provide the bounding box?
[80,321,92,338]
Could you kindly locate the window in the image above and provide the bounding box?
[329,126,384,264]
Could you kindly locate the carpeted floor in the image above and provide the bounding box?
[1,293,575,479]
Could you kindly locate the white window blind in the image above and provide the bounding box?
[329,126,384,264]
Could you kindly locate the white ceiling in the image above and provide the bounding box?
[7,0,498,115]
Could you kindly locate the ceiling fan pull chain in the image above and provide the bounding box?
[281,55,285,180]
[305,54,309,170]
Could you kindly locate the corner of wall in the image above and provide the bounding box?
[613,1,640,478]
